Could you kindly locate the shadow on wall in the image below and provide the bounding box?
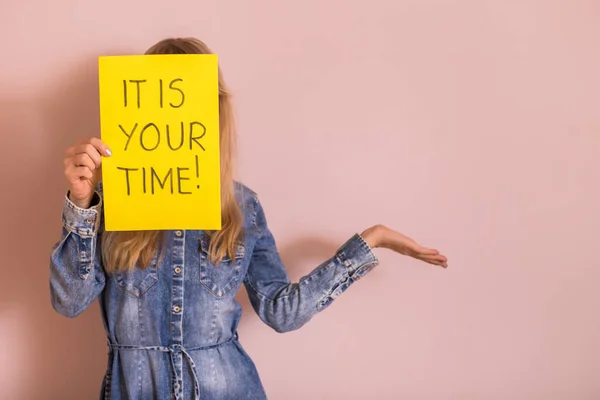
[0,55,343,399]
[0,56,115,400]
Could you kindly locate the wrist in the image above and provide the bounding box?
[360,225,384,248]
[68,192,94,209]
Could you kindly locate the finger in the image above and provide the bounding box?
[420,254,448,268]
[421,258,446,268]
[65,165,94,183]
[419,256,448,264]
[69,138,111,157]
[413,245,440,256]
[71,153,98,170]
[398,235,440,256]
[87,137,112,157]
[405,246,439,258]
[72,143,103,166]
[421,252,447,261]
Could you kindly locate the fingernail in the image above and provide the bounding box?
[105,149,112,156]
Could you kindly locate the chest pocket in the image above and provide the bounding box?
[114,253,159,298]
[199,238,245,298]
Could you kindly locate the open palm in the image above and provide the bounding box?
[362,225,448,268]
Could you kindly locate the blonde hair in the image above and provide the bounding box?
[102,37,243,273]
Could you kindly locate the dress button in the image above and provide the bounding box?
[175,230,182,237]
[85,218,94,224]
[173,305,181,313]
[174,266,182,274]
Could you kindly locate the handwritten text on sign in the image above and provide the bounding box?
[98,55,221,231]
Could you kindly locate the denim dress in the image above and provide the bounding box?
[49,182,379,400]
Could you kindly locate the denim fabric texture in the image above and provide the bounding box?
[50,182,379,400]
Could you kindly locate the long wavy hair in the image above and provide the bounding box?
[101,37,243,273]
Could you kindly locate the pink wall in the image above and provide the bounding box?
[1,1,599,399]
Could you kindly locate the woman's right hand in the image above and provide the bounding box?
[63,137,111,209]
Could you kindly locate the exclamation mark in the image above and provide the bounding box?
[195,155,200,189]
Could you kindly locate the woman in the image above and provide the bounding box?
[50,37,448,400]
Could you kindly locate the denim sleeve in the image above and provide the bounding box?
[243,196,379,333]
[49,191,105,318]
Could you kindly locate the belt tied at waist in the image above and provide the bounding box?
[106,334,237,400]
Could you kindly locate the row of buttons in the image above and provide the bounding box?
[174,231,183,315]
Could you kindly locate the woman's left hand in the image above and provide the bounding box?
[361,225,448,268]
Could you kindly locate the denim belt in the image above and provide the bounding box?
[106,334,237,400]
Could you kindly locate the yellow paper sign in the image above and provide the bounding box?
[98,54,221,231]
